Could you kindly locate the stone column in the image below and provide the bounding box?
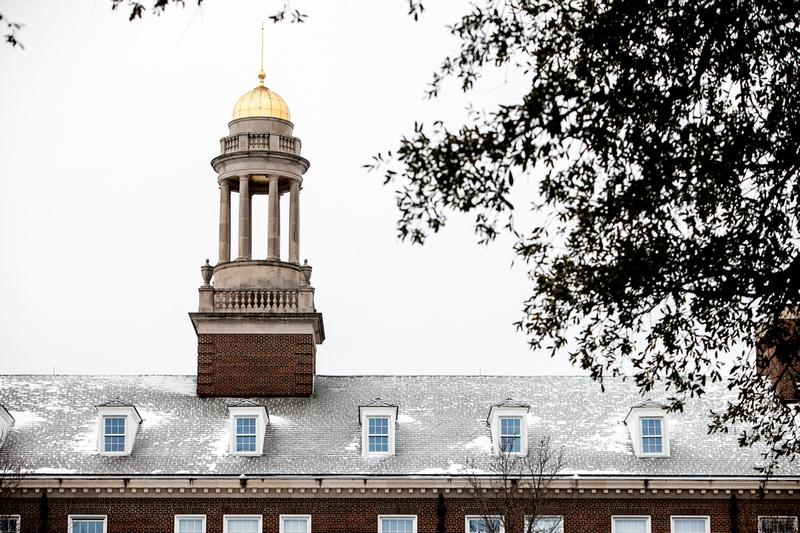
[218,180,231,263]
[268,176,280,260]
[289,180,300,263]
[238,175,251,260]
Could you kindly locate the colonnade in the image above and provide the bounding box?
[217,176,300,264]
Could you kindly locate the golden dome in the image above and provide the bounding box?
[232,71,290,121]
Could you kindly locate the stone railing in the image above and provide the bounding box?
[220,133,301,156]
[213,289,298,312]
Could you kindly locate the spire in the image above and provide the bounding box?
[258,22,266,86]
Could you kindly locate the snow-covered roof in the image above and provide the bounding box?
[0,374,792,478]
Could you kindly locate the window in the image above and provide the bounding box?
[280,516,310,533]
[223,516,262,533]
[175,515,206,533]
[499,417,522,453]
[228,401,269,456]
[69,516,107,533]
[95,401,141,456]
[235,416,257,453]
[641,417,663,454]
[368,416,390,453]
[671,517,709,533]
[103,416,125,453]
[487,399,530,456]
[760,517,799,533]
[612,516,651,533]
[526,516,563,533]
[379,516,417,533]
[466,516,504,533]
[0,516,19,533]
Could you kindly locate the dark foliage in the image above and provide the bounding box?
[369,0,800,478]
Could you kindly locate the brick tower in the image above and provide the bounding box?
[189,64,324,398]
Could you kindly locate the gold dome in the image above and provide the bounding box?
[232,71,290,121]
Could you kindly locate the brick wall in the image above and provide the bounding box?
[756,318,800,402]
[197,333,315,397]
[5,495,799,533]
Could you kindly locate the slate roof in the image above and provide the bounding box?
[0,374,795,478]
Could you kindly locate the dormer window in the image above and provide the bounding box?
[359,399,398,457]
[499,417,522,453]
[227,400,269,456]
[235,416,258,453]
[103,416,126,453]
[95,400,142,456]
[367,416,390,453]
[640,417,663,454]
[487,399,530,456]
[625,400,670,458]
[0,405,15,449]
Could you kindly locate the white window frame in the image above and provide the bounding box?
[102,415,126,454]
[279,515,311,533]
[625,406,670,458]
[670,516,710,533]
[234,415,258,454]
[465,515,505,533]
[759,516,799,533]
[68,515,108,533]
[611,515,652,533]
[487,405,529,456]
[227,405,268,456]
[222,515,263,533]
[367,415,391,453]
[174,515,207,533]
[95,405,140,456]
[360,406,397,457]
[378,515,418,533]
[639,416,665,456]
[499,416,523,454]
[0,515,20,533]
[525,515,564,533]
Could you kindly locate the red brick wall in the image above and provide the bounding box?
[5,495,799,533]
[197,333,315,397]
[757,318,800,401]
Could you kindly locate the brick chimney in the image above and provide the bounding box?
[757,317,800,402]
[189,73,324,398]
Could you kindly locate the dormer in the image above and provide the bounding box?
[487,398,530,456]
[624,400,670,458]
[0,404,15,447]
[228,399,270,456]
[95,400,142,456]
[358,398,398,457]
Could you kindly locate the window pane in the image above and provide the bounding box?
[104,435,125,452]
[613,518,648,533]
[237,417,256,436]
[500,417,520,436]
[236,435,257,452]
[672,518,708,533]
[282,518,308,533]
[500,436,521,453]
[531,517,563,533]
[226,518,260,533]
[369,417,389,436]
[72,520,105,533]
[468,518,503,533]
[178,518,204,533]
[369,435,389,452]
[0,518,18,533]
[642,436,663,454]
[761,518,798,533]
[104,417,125,435]
[641,418,661,436]
[380,518,414,533]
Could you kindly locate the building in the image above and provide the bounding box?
[0,63,799,533]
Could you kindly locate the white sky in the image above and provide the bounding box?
[0,0,580,376]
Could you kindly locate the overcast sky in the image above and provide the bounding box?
[0,0,581,377]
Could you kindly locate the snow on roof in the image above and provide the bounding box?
[0,374,792,478]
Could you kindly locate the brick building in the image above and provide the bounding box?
[0,64,799,533]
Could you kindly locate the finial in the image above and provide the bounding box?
[258,22,266,86]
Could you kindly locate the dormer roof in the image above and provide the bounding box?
[358,398,398,424]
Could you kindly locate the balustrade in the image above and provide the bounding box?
[213,289,299,312]
[220,134,300,155]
